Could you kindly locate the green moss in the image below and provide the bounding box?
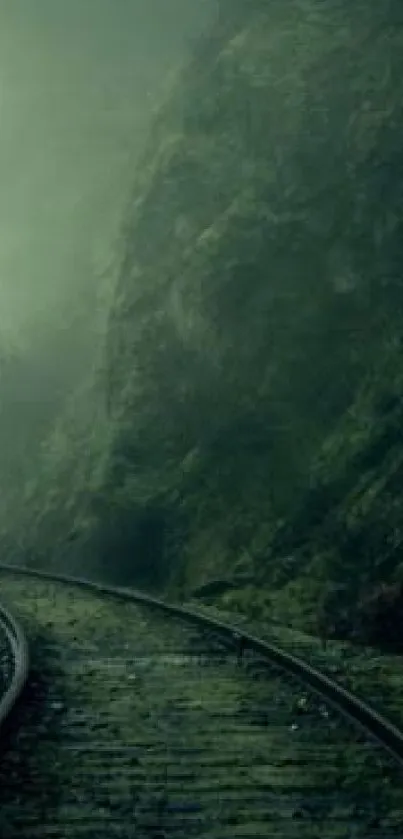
[5,572,401,834]
[9,0,403,644]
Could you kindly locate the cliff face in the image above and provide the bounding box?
[15,1,403,640]
[97,0,403,620]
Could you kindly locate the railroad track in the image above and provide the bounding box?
[0,599,28,729]
[0,564,402,837]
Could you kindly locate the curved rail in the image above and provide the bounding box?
[0,599,29,731]
[0,561,403,768]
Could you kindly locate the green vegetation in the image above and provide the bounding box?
[193,597,403,733]
[8,0,403,646]
[0,573,401,836]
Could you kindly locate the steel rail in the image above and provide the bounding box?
[0,599,29,732]
[0,561,402,768]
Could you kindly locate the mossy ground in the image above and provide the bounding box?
[195,592,403,738]
[0,573,401,836]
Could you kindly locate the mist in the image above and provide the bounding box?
[0,0,214,505]
[1,3,403,832]
[0,0,213,342]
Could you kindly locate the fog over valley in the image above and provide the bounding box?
[0,0,214,533]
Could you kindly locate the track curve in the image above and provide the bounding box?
[1,562,403,767]
[0,599,29,730]
[0,563,402,837]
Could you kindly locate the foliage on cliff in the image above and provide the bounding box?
[99,0,403,620]
[12,0,403,642]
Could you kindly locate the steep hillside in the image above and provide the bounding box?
[98,0,403,617]
[16,0,403,643]
[0,291,104,558]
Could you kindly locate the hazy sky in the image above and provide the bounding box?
[0,0,213,342]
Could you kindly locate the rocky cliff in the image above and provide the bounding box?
[15,0,403,643]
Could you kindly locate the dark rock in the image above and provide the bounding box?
[191,580,236,599]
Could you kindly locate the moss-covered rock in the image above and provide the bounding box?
[14,0,403,643]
